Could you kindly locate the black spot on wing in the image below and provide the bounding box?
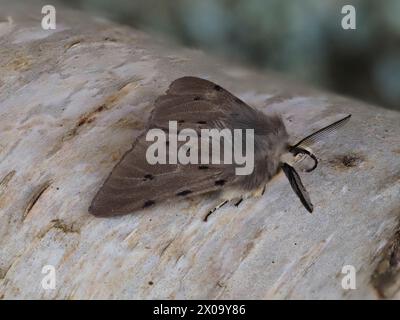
[143,174,154,181]
[176,190,192,196]
[143,200,155,208]
[198,165,209,170]
[215,180,226,186]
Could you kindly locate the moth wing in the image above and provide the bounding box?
[89,77,280,217]
[150,76,270,132]
[89,132,235,217]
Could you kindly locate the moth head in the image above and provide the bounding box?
[280,145,318,173]
[281,113,352,173]
[280,151,296,167]
[278,114,351,214]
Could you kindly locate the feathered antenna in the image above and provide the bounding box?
[292,114,351,150]
[289,114,351,172]
[281,163,313,213]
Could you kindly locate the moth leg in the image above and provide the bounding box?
[234,198,243,207]
[252,185,266,198]
[232,185,265,209]
[203,200,228,222]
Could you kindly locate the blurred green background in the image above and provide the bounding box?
[62,0,400,110]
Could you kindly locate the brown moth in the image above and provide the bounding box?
[89,76,350,218]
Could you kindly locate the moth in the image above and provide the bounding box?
[89,76,350,218]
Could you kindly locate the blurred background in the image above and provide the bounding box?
[61,0,400,111]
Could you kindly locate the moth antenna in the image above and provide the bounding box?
[291,114,351,149]
[281,163,313,213]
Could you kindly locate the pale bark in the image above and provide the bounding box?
[0,3,399,299]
